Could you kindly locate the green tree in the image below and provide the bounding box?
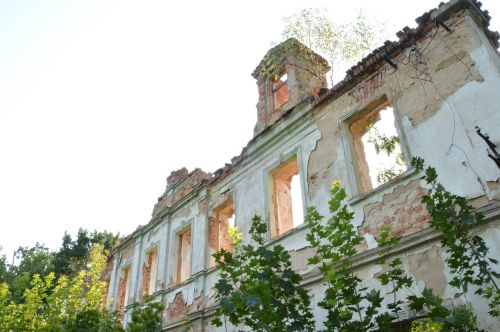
[281,8,386,85]
[54,228,120,278]
[0,243,165,332]
[0,244,124,332]
[0,247,10,284]
[6,243,55,303]
[0,229,120,304]
[212,216,315,331]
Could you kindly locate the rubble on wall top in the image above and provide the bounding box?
[315,0,499,107]
[166,168,189,188]
[251,38,330,79]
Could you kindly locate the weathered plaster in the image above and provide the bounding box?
[106,2,500,330]
[407,245,447,297]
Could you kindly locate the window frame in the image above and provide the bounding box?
[116,264,132,312]
[271,70,289,111]
[174,225,192,285]
[208,198,235,267]
[339,96,412,198]
[264,149,306,241]
[141,245,159,297]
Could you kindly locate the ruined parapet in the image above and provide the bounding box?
[166,168,189,189]
[315,0,500,109]
[252,38,330,136]
[151,168,209,219]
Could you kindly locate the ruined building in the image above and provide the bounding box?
[103,0,500,330]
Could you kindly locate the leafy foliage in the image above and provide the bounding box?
[211,215,315,331]
[0,244,124,332]
[411,317,446,332]
[366,125,400,156]
[306,181,415,331]
[0,228,120,305]
[0,244,164,332]
[0,249,8,284]
[365,123,406,186]
[376,226,413,326]
[2,243,55,303]
[211,159,499,330]
[412,157,500,317]
[54,228,120,278]
[127,295,165,332]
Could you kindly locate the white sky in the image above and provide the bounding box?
[1,0,499,258]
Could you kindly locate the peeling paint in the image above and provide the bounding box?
[407,246,447,297]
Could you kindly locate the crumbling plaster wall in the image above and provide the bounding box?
[404,14,500,201]
[107,2,500,330]
[308,8,499,243]
[137,224,164,298]
[210,103,321,247]
[299,7,500,329]
[303,218,500,331]
[109,173,207,321]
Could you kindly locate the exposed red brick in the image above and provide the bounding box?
[117,267,131,313]
[152,168,209,219]
[167,292,188,321]
[359,180,431,242]
[167,168,189,187]
[315,0,499,109]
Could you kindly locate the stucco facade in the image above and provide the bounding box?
[105,0,500,330]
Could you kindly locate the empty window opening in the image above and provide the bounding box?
[269,156,304,238]
[349,103,407,192]
[209,200,235,267]
[272,71,289,110]
[176,227,191,284]
[117,266,131,312]
[141,248,158,298]
[291,174,303,228]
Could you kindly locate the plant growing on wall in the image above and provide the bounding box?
[280,8,386,86]
[305,181,417,331]
[306,161,499,330]
[411,157,500,317]
[211,160,498,331]
[211,215,315,331]
[127,295,165,332]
